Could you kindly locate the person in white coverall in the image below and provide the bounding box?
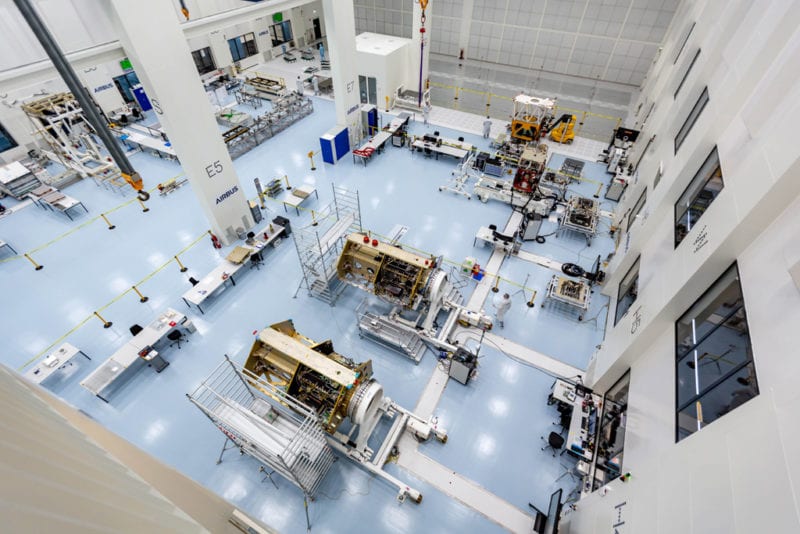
[296,76,304,95]
[483,116,492,139]
[493,292,512,328]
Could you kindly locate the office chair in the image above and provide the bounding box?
[129,324,143,337]
[250,252,264,270]
[433,131,440,137]
[423,147,433,158]
[554,411,571,433]
[540,431,565,457]
[167,329,185,349]
[458,136,464,142]
[188,276,199,286]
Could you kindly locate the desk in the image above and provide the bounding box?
[24,343,90,385]
[46,194,88,220]
[551,378,578,404]
[412,139,469,160]
[80,308,191,402]
[119,128,177,159]
[0,239,16,256]
[29,184,55,208]
[353,131,392,166]
[282,185,318,215]
[181,223,285,313]
[560,383,602,463]
[474,226,517,255]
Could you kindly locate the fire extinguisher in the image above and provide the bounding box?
[210,233,222,249]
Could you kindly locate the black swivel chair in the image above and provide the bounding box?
[554,410,571,433]
[250,252,264,270]
[541,431,565,457]
[129,324,143,337]
[167,329,185,349]
[188,276,199,286]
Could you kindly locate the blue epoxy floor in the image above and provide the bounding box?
[0,96,616,532]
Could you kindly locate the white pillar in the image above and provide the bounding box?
[107,0,253,245]
[321,0,361,139]
[410,0,433,103]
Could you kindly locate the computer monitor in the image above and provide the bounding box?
[543,488,563,534]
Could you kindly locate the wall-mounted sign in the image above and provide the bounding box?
[692,224,709,254]
[613,501,627,533]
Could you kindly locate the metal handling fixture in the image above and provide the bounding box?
[230,319,447,504]
[13,0,149,201]
[336,232,492,362]
[558,195,599,246]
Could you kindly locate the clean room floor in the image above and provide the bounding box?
[0,95,617,533]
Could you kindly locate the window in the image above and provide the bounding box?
[673,21,696,64]
[653,161,664,189]
[674,48,700,99]
[674,87,709,153]
[614,257,640,325]
[228,33,258,62]
[674,147,723,247]
[627,189,647,231]
[269,21,294,47]
[676,264,757,441]
[0,122,17,152]
[596,371,629,485]
[191,47,216,75]
[642,102,655,126]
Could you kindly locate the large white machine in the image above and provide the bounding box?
[187,320,448,504]
[336,232,491,362]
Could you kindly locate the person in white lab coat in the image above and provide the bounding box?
[296,76,304,95]
[483,116,492,139]
[312,76,320,95]
[423,103,431,125]
[493,292,512,328]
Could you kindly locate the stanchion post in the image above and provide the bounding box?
[94,311,113,329]
[527,290,537,308]
[101,213,116,230]
[175,255,188,273]
[284,174,292,190]
[308,151,316,171]
[24,253,44,271]
[137,198,150,212]
[132,285,149,303]
[311,210,318,227]
[491,274,501,293]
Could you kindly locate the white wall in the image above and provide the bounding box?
[565,1,800,532]
[356,33,411,107]
[354,0,682,87]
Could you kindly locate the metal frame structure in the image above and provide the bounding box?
[292,185,362,305]
[187,356,335,497]
[559,195,599,246]
[542,275,592,321]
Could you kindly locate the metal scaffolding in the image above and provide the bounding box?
[186,356,335,498]
[292,185,362,305]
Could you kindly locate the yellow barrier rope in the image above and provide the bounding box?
[16,227,207,371]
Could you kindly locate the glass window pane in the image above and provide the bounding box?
[674,21,696,64]
[674,87,709,153]
[0,122,17,152]
[614,257,640,325]
[674,48,700,99]
[674,147,723,247]
[675,264,757,442]
[627,189,647,230]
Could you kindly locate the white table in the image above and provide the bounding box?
[412,139,469,160]
[24,343,90,385]
[474,226,517,255]
[564,386,603,463]
[182,223,285,313]
[119,128,177,159]
[80,308,192,402]
[353,131,392,166]
[282,185,318,215]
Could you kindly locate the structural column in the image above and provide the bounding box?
[107,0,253,245]
[321,0,361,140]
[411,0,434,105]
